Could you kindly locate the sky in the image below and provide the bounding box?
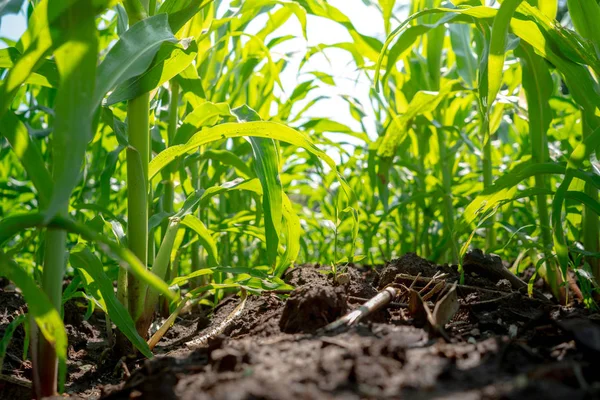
[0,1,409,153]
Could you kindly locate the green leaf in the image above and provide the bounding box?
[181,215,219,265]
[0,313,26,370]
[173,101,232,145]
[274,194,301,277]
[149,121,354,201]
[93,13,177,110]
[169,268,214,287]
[106,39,198,105]
[516,43,553,164]
[567,0,600,58]
[247,136,282,268]
[464,162,565,225]
[198,150,255,179]
[0,0,110,117]
[0,47,59,87]
[0,213,178,302]
[0,253,68,391]
[145,218,181,317]
[0,111,53,207]
[162,0,213,33]
[487,0,523,105]
[450,24,477,88]
[45,1,98,221]
[232,105,283,268]
[69,247,152,358]
[377,83,454,158]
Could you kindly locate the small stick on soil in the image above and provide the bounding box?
[394,273,540,298]
[347,295,408,308]
[409,273,422,290]
[323,286,399,333]
[185,289,248,349]
[419,271,446,295]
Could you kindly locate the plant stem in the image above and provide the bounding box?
[126,92,150,332]
[159,82,179,316]
[141,217,181,324]
[437,127,458,263]
[35,228,66,398]
[482,115,496,249]
[583,116,600,280]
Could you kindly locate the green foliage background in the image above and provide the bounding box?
[0,0,600,393]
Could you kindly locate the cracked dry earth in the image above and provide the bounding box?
[3,253,600,399]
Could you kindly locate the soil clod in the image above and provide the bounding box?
[279,284,347,333]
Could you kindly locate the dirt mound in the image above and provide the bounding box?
[279,284,347,333]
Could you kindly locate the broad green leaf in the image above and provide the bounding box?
[93,13,177,110]
[45,2,98,221]
[198,150,255,179]
[162,0,213,34]
[378,83,454,158]
[0,0,111,117]
[0,253,67,391]
[509,17,600,117]
[516,43,552,164]
[488,0,523,105]
[247,136,283,268]
[566,0,600,58]
[232,105,283,268]
[450,24,477,88]
[464,162,565,224]
[106,39,198,105]
[69,247,152,358]
[173,101,232,145]
[175,63,207,107]
[274,194,301,277]
[514,2,600,74]
[181,215,219,265]
[566,190,600,217]
[170,268,214,286]
[200,178,262,207]
[379,0,396,35]
[148,121,354,201]
[0,47,59,87]
[535,0,557,19]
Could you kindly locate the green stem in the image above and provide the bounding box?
[437,128,458,263]
[482,115,496,249]
[126,92,150,331]
[35,228,66,398]
[141,217,181,324]
[583,116,600,280]
[159,82,179,314]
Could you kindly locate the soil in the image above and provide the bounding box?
[2,252,600,399]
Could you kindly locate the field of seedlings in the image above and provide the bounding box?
[1,0,600,398]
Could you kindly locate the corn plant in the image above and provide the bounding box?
[0,0,354,396]
[1,0,600,397]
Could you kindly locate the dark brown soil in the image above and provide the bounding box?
[3,253,600,399]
